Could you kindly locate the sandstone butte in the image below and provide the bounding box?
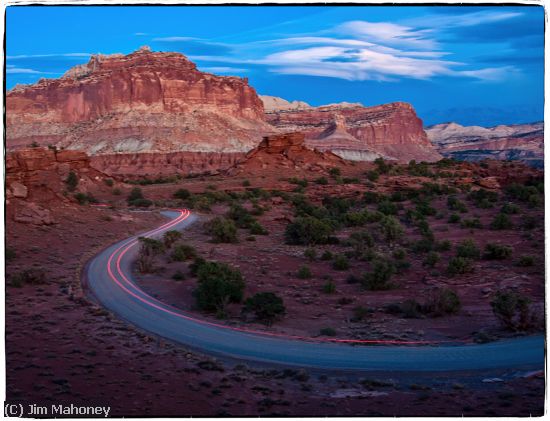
[7,46,442,178]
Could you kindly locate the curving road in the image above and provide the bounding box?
[84,209,544,372]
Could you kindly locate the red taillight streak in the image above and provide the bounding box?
[105,209,455,346]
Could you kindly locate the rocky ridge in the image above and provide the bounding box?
[7,47,275,154]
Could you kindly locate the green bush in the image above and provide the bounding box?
[304,248,317,261]
[461,218,482,229]
[447,196,467,213]
[297,265,312,279]
[363,191,381,204]
[227,204,255,228]
[322,279,336,294]
[319,327,337,336]
[424,288,461,316]
[483,243,512,260]
[315,176,328,185]
[448,213,461,224]
[65,171,79,192]
[329,167,341,178]
[103,178,114,187]
[456,239,481,259]
[171,244,197,261]
[194,261,245,317]
[434,240,452,252]
[423,251,440,268]
[249,221,268,235]
[163,230,182,248]
[516,255,535,267]
[362,258,395,290]
[244,292,285,325]
[500,202,519,214]
[136,237,165,273]
[374,158,391,174]
[447,257,474,276]
[127,187,152,207]
[173,188,191,200]
[377,200,398,216]
[379,216,404,242]
[172,270,185,281]
[332,254,350,271]
[320,250,333,261]
[242,179,251,187]
[366,170,379,182]
[10,268,46,287]
[491,290,534,331]
[205,217,238,243]
[284,216,334,245]
[490,213,513,230]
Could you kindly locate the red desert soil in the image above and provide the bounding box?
[5,156,544,416]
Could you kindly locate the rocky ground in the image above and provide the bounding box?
[5,157,545,416]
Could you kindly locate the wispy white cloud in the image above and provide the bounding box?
[199,66,249,74]
[134,32,148,36]
[6,67,57,74]
[405,10,522,29]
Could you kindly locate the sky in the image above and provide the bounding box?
[6,5,544,126]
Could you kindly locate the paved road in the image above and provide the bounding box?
[84,209,544,371]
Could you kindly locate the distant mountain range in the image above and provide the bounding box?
[426,121,543,168]
[421,106,542,127]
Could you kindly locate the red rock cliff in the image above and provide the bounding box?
[264,100,441,162]
[7,46,274,154]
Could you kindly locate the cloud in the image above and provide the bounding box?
[134,32,148,36]
[457,66,519,82]
[407,10,522,29]
[6,67,56,74]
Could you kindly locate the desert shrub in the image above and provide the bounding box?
[342,177,359,184]
[516,255,535,267]
[136,237,165,273]
[297,265,312,279]
[65,171,79,192]
[491,290,535,331]
[483,243,512,260]
[242,179,251,187]
[194,261,245,317]
[455,239,481,259]
[127,187,152,207]
[332,254,350,271]
[304,248,317,261]
[448,213,461,224]
[416,219,434,241]
[410,238,434,254]
[319,327,337,336]
[447,196,467,213]
[5,247,16,262]
[434,240,452,252]
[522,216,537,230]
[315,176,328,185]
[74,192,98,205]
[205,217,238,243]
[289,177,308,188]
[163,230,182,248]
[173,188,191,200]
[423,251,440,268]
[189,257,207,276]
[491,213,513,230]
[227,204,255,228]
[407,160,434,177]
[284,216,334,245]
[366,170,379,182]
[172,270,185,281]
[447,257,474,276]
[322,279,336,294]
[505,183,540,204]
[10,268,46,287]
[244,292,285,325]
[362,258,395,290]
[500,202,519,214]
[103,178,114,187]
[468,189,499,207]
[377,200,398,216]
[374,158,391,174]
[249,221,268,235]
[400,299,423,318]
[392,248,407,260]
[352,305,370,321]
[379,216,404,243]
[414,199,437,217]
[344,210,371,227]
[363,191,381,204]
[423,288,461,316]
[329,167,341,178]
[320,250,333,261]
[112,188,121,195]
[171,244,197,262]
[461,217,482,229]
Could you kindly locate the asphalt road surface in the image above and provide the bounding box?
[84,209,544,371]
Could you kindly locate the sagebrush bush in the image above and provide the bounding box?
[516,255,535,267]
[244,292,285,325]
[332,254,350,271]
[205,217,238,243]
[491,213,513,230]
[297,265,312,279]
[284,216,334,245]
[456,239,481,259]
[491,289,535,331]
[362,258,395,290]
[171,244,197,261]
[447,257,474,276]
[483,243,512,260]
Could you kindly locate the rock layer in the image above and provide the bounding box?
[7,47,274,154]
[264,101,441,162]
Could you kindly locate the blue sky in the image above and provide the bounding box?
[6,5,544,126]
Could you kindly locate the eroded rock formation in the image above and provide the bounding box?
[7,47,275,154]
[263,100,441,162]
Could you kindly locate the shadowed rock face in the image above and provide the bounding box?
[427,122,544,168]
[263,100,441,163]
[7,47,274,154]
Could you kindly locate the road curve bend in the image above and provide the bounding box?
[84,209,544,372]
